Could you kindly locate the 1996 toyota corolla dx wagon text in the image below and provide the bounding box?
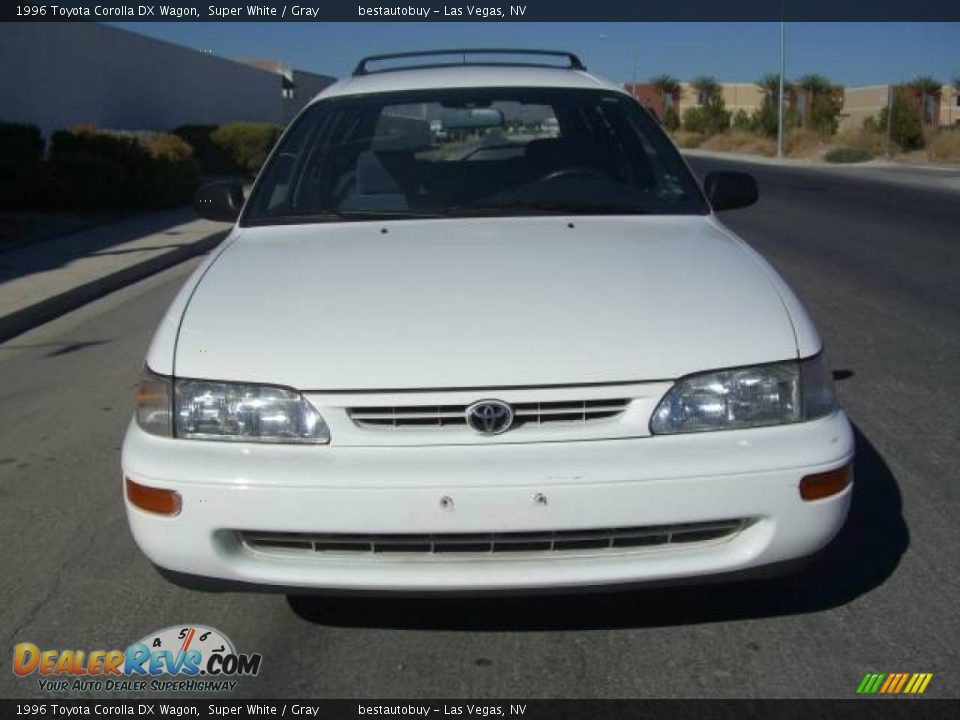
[122,49,854,593]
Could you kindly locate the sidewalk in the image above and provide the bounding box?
[683,149,960,193]
[0,208,231,341]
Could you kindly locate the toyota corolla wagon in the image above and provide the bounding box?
[122,49,854,593]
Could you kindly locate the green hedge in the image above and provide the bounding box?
[1,120,281,211]
[42,126,200,210]
[170,124,238,175]
[209,122,283,177]
[0,123,46,210]
[0,122,44,163]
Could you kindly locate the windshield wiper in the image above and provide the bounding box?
[447,200,651,216]
[331,209,447,220]
[250,208,447,225]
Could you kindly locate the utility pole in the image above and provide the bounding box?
[777,6,786,158]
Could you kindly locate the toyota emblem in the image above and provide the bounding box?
[465,400,514,435]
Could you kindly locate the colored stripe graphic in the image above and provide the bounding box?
[857,673,885,694]
[879,674,897,693]
[857,673,933,694]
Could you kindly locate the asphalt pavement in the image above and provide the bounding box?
[1,158,958,699]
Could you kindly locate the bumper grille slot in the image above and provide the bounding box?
[240,519,748,556]
[348,398,630,430]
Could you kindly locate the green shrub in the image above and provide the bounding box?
[45,151,130,210]
[750,103,777,138]
[135,132,202,207]
[0,159,45,210]
[731,109,752,131]
[662,106,680,132]
[809,92,843,136]
[0,122,44,163]
[46,126,199,210]
[210,122,283,177]
[876,88,925,151]
[682,97,731,136]
[824,147,874,164]
[171,124,238,175]
[0,123,46,210]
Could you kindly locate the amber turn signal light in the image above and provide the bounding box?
[799,465,851,501]
[125,477,182,516]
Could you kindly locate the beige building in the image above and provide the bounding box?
[679,83,765,117]
[840,84,958,131]
[632,79,958,131]
[940,84,960,127]
[840,85,890,131]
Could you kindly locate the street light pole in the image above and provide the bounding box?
[777,8,786,158]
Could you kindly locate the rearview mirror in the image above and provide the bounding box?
[194,180,244,222]
[440,108,505,130]
[703,171,758,211]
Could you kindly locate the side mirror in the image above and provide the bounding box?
[194,180,244,222]
[703,171,758,211]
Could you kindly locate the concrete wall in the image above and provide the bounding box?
[840,85,889,131]
[939,84,959,127]
[719,84,764,116]
[678,83,764,116]
[0,23,289,136]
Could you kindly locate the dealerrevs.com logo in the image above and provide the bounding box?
[13,625,262,693]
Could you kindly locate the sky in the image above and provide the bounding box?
[110,22,959,87]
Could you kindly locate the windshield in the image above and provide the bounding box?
[242,87,709,225]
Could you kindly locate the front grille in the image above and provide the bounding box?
[239,519,748,556]
[348,398,630,429]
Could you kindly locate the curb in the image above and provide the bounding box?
[0,229,228,343]
[683,148,960,173]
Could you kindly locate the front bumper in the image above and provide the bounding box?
[121,411,854,592]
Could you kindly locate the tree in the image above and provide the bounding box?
[651,73,681,100]
[680,75,729,134]
[909,75,942,125]
[691,75,721,104]
[650,74,681,130]
[876,87,925,150]
[753,73,795,137]
[796,73,831,95]
[796,73,842,136]
[757,72,793,102]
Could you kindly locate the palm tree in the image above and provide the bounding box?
[909,75,942,125]
[757,73,793,106]
[691,75,721,105]
[795,73,837,131]
[650,73,681,107]
[796,73,831,95]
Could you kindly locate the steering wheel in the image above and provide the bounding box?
[538,166,608,183]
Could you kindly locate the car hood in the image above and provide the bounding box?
[174,216,799,390]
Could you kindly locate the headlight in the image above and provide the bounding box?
[175,379,330,443]
[135,368,330,444]
[650,355,836,435]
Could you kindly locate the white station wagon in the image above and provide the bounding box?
[123,49,854,593]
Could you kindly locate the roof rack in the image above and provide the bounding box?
[352,49,586,77]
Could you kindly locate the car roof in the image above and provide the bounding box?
[310,65,627,104]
